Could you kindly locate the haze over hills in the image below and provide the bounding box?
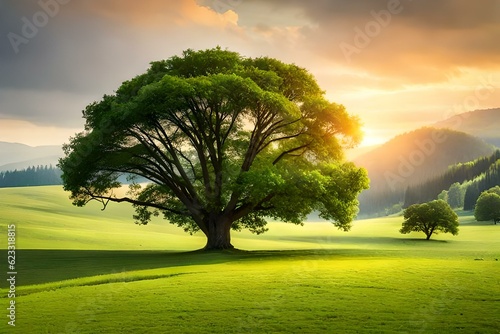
[345,144,381,161]
[347,108,500,161]
[354,127,495,190]
[403,150,500,210]
[349,107,500,215]
[0,142,62,171]
[354,127,496,216]
[433,108,500,146]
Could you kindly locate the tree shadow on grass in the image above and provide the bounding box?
[399,238,449,243]
[12,249,219,286]
[11,247,385,286]
[460,220,498,226]
[10,237,451,287]
[276,235,450,245]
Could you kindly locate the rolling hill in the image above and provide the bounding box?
[2,186,499,333]
[354,127,495,216]
[433,108,500,146]
[354,127,495,190]
[0,141,62,171]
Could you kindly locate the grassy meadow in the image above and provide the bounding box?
[1,186,499,333]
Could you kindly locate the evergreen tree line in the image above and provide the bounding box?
[0,165,63,188]
[404,150,500,208]
[463,161,500,210]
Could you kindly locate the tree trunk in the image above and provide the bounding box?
[425,226,435,240]
[203,214,234,250]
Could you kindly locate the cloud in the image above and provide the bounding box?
[71,0,241,28]
[0,0,243,92]
[0,0,250,128]
[0,89,94,127]
[0,119,81,147]
[0,0,499,146]
[230,0,500,85]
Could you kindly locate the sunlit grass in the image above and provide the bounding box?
[6,253,500,333]
[1,186,499,333]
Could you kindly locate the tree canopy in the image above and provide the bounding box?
[400,199,459,240]
[474,187,500,224]
[59,47,369,250]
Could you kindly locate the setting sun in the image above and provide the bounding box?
[360,126,387,147]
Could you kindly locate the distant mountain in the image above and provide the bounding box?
[433,108,500,147]
[355,127,495,216]
[355,127,495,190]
[0,156,62,172]
[0,142,62,171]
[0,141,147,185]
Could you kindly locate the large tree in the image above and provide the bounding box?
[400,200,459,240]
[474,187,500,224]
[59,48,369,250]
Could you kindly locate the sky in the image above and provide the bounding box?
[1,0,499,147]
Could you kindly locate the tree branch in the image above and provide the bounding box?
[272,143,311,165]
[83,190,188,216]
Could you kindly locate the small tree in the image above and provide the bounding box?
[485,186,500,196]
[447,182,464,209]
[437,190,448,202]
[474,189,500,224]
[400,199,459,240]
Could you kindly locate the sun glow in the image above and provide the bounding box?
[360,127,387,147]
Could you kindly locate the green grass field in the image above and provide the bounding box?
[1,186,499,333]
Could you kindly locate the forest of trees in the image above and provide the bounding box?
[404,150,500,208]
[0,165,62,188]
[463,161,500,210]
[355,128,496,217]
